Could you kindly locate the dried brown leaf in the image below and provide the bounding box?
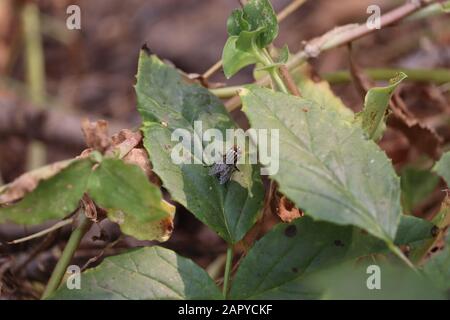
[81,119,111,153]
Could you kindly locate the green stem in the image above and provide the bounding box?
[41,212,92,299]
[210,68,450,99]
[323,68,450,85]
[211,86,243,99]
[222,245,233,299]
[251,44,289,94]
[21,2,47,171]
[22,2,46,105]
[262,48,289,94]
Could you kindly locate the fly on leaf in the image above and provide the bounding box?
[209,146,241,184]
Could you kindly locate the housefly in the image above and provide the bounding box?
[209,146,241,184]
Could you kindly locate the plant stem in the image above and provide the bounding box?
[211,67,450,99]
[222,245,233,299]
[41,212,92,299]
[256,47,289,94]
[22,3,46,105]
[21,2,47,171]
[211,86,244,99]
[323,68,450,85]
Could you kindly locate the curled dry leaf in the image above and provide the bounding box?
[278,196,303,223]
[122,148,161,186]
[107,129,142,158]
[81,119,111,153]
[81,194,99,222]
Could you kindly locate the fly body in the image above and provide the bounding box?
[209,146,241,184]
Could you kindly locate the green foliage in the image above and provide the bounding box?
[0,159,93,225]
[49,246,222,300]
[422,235,450,293]
[222,0,279,78]
[87,158,168,222]
[291,66,354,121]
[240,85,401,242]
[356,72,407,140]
[226,0,278,48]
[229,216,437,299]
[434,151,450,186]
[4,0,449,301]
[306,262,444,300]
[0,157,172,241]
[136,52,264,244]
[401,167,440,213]
[222,36,259,79]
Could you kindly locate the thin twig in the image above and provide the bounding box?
[286,0,435,74]
[276,0,307,22]
[279,65,301,96]
[7,219,73,245]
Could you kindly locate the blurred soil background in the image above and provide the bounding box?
[0,0,449,299]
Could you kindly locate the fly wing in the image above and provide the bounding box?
[209,163,226,176]
[218,165,235,184]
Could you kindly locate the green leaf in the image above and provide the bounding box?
[240,0,278,48]
[227,9,250,36]
[306,262,444,300]
[357,72,407,140]
[88,159,168,223]
[401,167,440,213]
[422,235,450,294]
[240,86,401,242]
[291,67,354,121]
[277,45,289,64]
[49,246,222,300]
[394,215,437,244]
[136,53,264,244]
[222,36,259,79]
[229,216,437,299]
[0,159,93,225]
[87,158,174,241]
[434,151,450,186]
[222,0,278,77]
[226,0,278,48]
[0,156,173,242]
